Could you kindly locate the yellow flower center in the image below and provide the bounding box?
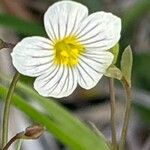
[54,36,85,67]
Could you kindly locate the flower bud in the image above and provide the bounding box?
[21,125,45,140]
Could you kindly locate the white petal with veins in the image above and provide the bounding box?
[11,36,54,77]
[76,11,121,50]
[77,51,114,89]
[11,1,121,98]
[34,65,77,98]
[44,1,88,40]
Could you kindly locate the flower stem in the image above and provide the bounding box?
[2,134,19,150]
[2,72,20,148]
[119,79,132,150]
[109,78,117,150]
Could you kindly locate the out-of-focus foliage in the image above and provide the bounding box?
[133,54,150,90]
[134,103,150,124]
[0,80,110,150]
[121,0,150,48]
[0,14,45,36]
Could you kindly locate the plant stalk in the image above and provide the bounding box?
[109,78,117,150]
[2,134,19,150]
[2,72,20,148]
[119,79,132,150]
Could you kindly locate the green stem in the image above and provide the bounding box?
[2,72,20,148]
[16,140,22,150]
[109,78,117,150]
[119,79,132,150]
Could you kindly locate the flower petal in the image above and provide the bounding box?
[77,51,113,89]
[34,66,77,98]
[44,1,88,40]
[76,11,121,50]
[11,36,54,77]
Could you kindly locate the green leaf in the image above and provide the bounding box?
[0,14,46,36]
[105,65,122,80]
[17,82,110,150]
[121,46,133,87]
[0,80,110,150]
[110,43,119,64]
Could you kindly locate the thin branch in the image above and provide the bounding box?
[109,78,118,150]
[119,78,132,150]
[2,72,20,147]
[2,134,19,150]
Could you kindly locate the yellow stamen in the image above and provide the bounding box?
[54,36,85,67]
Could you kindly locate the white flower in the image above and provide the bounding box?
[11,1,121,98]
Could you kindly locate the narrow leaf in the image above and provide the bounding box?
[121,46,133,87]
[0,80,110,150]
